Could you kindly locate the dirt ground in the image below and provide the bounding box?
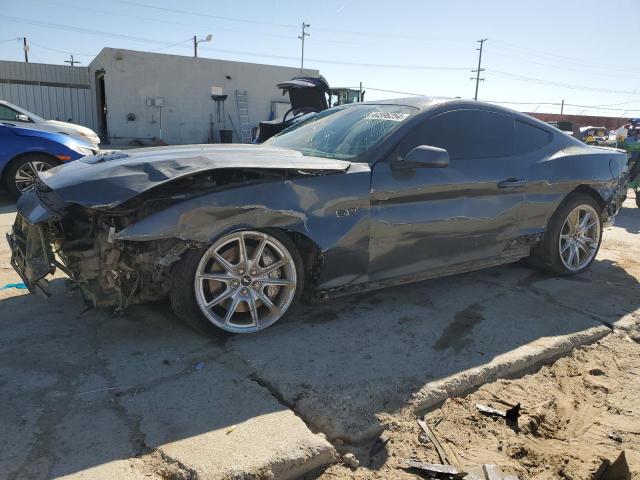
[320,331,640,479]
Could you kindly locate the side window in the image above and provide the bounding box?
[400,109,515,160]
[0,105,19,122]
[514,120,552,154]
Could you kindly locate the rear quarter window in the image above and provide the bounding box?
[515,120,553,154]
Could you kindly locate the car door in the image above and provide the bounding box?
[369,108,528,282]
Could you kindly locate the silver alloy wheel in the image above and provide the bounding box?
[194,231,297,333]
[15,160,51,193]
[558,204,601,272]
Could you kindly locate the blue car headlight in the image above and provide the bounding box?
[68,143,97,157]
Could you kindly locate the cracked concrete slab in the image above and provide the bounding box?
[226,271,616,442]
[121,365,337,479]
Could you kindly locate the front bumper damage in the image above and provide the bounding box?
[8,189,190,312]
[7,215,56,296]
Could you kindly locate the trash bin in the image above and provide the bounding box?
[219,129,233,143]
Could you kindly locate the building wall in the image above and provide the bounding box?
[89,48,319,145]
[0,60,97,131]
[526,112,629,131]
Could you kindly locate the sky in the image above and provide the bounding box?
[1,0,640,117]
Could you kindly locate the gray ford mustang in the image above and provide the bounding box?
[7,98,631,334]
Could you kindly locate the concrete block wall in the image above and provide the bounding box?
[89,48,319,145]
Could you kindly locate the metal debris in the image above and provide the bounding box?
[608,431,623,443]
[417,417,450,465]
[401,460,467,479]
[593,451,631,480]
[476,403,521,422]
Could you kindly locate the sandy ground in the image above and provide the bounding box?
[320,331,640,479]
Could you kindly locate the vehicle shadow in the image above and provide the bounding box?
[615,205,640,234]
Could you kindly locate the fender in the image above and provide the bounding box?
[115,165,373,288]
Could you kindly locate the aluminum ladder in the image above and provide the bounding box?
[235,90,251,143]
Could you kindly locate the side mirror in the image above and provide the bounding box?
[403,145,450,168]
[16,114,30,122]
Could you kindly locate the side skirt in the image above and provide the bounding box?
[313,245,531,302]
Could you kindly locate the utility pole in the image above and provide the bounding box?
[23,37,29,63]
[193,33,212,58]
[470,38,487,101]
[298,22,310,72]
[64,55,80,67]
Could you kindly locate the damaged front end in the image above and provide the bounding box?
[9,188,191,311]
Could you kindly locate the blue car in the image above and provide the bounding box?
[0,123,97,198]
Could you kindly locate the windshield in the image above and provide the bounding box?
[3,102,45,122]
[265,104,417,160]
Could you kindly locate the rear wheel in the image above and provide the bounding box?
[5,154,58,198]
[170,229,304,334]
[530,194,603,275]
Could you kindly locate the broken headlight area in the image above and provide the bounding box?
[55,209,193,312]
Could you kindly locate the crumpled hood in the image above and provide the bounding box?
[38,144,350,209]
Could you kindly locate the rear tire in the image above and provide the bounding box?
[5,154,58,198]
[170,229,304,335]
[529,194,603,275]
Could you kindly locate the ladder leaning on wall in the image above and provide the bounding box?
[235,90,252,143]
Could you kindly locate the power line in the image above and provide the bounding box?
[490,40,633,72]
[27,40,96,57]
[485,49,635,79]
[485,100,639,113]
[1,14,472,71]
[488,69,640,96]
[105,0,298,30]
[148,38,193,53]
[104,0,476,42]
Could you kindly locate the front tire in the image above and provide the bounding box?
[5,154,58,198]
[530,194,603,275]
[170,229,304,334]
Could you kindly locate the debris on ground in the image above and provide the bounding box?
[593,451,631,480]
[609,431,624,443]
[319,333,640,479]
[476,402,521,422]
[417,417,451,465]
[400,459,466,478]
[0,282,26,291]
[342,452,359,469]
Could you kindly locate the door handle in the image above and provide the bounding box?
[497,178,527,188]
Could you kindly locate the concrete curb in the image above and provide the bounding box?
[412,312,640,414]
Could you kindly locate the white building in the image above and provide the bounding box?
[0,48,320,145]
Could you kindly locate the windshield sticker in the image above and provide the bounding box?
[365,112,410,122]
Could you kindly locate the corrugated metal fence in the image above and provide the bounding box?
[0,60,96,131]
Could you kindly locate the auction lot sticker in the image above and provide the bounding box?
[365,111,411,121]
